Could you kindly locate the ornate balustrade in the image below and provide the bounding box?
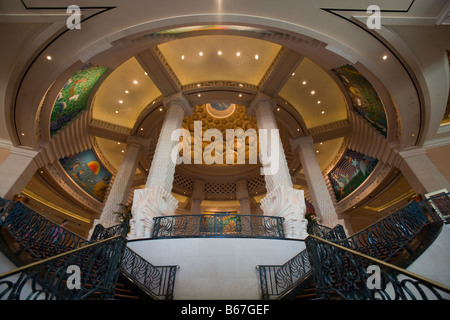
[120,247,178,300]
[1,201,89,259]
[306,235,450,300]
[257,224,344,300]
[152,213,285,239]
[0,235,125,300]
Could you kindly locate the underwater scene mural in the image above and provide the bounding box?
[50,63,108,136]
[333,64,387,137]
[328,149,378,202]
[60,149,112,202]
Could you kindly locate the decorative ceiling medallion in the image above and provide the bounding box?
[206,103,235,118]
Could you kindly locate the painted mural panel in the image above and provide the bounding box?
[50,64,108,136]
[328,149,378,202]
[333,64,387,137]
[60,149,112,202]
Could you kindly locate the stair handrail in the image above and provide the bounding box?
[336,200,442,262]
[120,247,179,300]
[305,234,450,300]
[0,235,126,300]
[92,223,178,300]
[257,223,344,300]
[0,200,89,259]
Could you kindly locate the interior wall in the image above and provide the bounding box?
[426,145,450,184]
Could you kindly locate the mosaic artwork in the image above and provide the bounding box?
[333,64,387,137]
[328,149,378,202]
[59,149,112,202]
[50,63,108,136]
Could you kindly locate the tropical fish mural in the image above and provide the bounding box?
[328,149,378,201]
[59,149,112,202]
[50,63,108,136]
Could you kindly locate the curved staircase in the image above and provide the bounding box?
[0,194,449,300]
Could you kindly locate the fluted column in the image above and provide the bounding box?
[0,146,39,199]
[291,135,340,227]
[95,136,148,230]
[236,179,251,215]
[248,93,308,239]
[130,93,193,238]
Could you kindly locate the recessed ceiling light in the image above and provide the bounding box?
[302,81,307,85]
[320,142,323,145]
[117,142,121,145]
[297,128,300,132]
[311,90,316,95]
[46,55,52,60]
[239,94,242,97]
[236,52,241,56]
[321,111,325,114]
[125,90,129,94]
[197,83,201,87]
[276,107,280,111]
[140,128,144,131]
[198,93,201,97]
[199,51,203,56]
[181,55,185,60]
[144,72,148,75]
[115,110,119,114]
[121,150,124,153]
[119,100,123,104]
[316,150,319,153]
[218,50,222,55]
[21,133,25,136]
[292,72,295,76]
[382,55,388,60]
[254,54,259,60]
[317,101,321,104]
[159,108,163,111]
[133,80,138,84]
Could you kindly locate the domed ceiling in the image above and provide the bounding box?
[20,24,413,233]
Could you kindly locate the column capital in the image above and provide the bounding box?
[247,92,277,116]
[398,147,427,159]
[126,135,150,152]
[163,92,193,116]
[290,135,313,152]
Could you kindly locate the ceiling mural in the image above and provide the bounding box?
[328,149,378,202]
[333,64,387,137]
[50,64,108,136]
[59,149,112,203]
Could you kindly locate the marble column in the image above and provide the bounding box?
[291,135,340,228]
[248,93,308,239]
[95,136,148,230]
[236,179,251,215]
[130,93,193,238]
[0,146,39,200]
[191,179,205,214]
[398,147,450,196]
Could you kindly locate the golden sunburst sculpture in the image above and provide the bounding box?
[181,103,259,165]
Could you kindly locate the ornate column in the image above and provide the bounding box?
[248,93,308,239]
[191,179,205,214]
[95,136,148,230]
[291,135,340,227]
[398,147,450,196]
[0,146,39,199]
[130,93,193,238]
[236,179,251,215]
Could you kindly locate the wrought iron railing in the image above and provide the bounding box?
[1,201,89,259]
[306,234,450,300]
[120,247,178,300]
[92,223,178,300]
[424,191,450,223]
[0,235,126,300]
[152,213,285,239]
[338,200,442,262]
[257,223,345,300]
